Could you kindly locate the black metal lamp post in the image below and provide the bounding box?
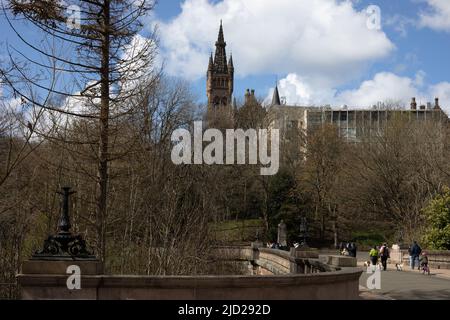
[32,187,96,261]
[299,217,308,247]
[57,187,75,234]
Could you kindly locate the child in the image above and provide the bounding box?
[420,252,430,275]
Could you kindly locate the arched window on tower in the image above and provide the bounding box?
[222,97,227,106]
[213,96,220,107]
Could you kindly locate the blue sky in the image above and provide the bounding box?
[2,0,450,113]
[151,0,450,113]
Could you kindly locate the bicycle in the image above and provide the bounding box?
[421,263,430,275]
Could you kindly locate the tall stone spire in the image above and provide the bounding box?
[272,85,281,106]
[217,20,225,43]
[206,21,234,121]
[214,20,228,74]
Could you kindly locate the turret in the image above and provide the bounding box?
[208,53,214,72]
[228,54,234,73]
[272,85,281,106]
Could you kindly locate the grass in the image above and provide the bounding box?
[351,231,388,249]
[212,219,265,243]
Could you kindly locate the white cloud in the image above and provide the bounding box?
[335,72,424,107]
[265,74,336,106]
[269,71,450,116]
[419,0,450,32]
[120,34,159,91]
[156,0,394,81]
[429,82,450,112]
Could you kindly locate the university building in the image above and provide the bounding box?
[267,91,448,142]
[206,22,448,139]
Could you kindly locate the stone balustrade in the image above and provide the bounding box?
[17,244,363,300]
[399,250,450,269]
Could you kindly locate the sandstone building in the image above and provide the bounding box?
[267,87,448,142]
[205,22,448,139]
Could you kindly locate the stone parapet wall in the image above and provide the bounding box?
[399,250,450,269]
[17,246,363,300]
[18,268,362,300]
[318,255,357,267]
[257,249,291,274]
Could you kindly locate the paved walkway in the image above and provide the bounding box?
[357,254,450,300]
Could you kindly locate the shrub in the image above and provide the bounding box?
[422,187,450,250]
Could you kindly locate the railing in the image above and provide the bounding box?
[216,245,340,275]
[303,259,338,273]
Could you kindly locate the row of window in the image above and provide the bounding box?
[308,110,445,124]
[213,96,228,106]
[211,78,230,88]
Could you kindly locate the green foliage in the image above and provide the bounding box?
[351,231,385,248]
[212,219,265,243]
[267,170,310,243]
[422,187,450,250]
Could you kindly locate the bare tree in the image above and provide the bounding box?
[345,115,448,242]
[1,0,158,266]
[301,124,346,244]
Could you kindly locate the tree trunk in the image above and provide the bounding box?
[262,187,269,234]
[96,0,111,271]
[330,205,338,248]
[320,213,325,240]
[332,220,338,248]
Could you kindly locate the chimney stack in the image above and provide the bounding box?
[244,89,257,104]
[434,98,440,110]
[245,89,250,104]
[411,97,417,110]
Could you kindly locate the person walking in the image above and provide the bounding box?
[380,243,390,271]
[339,242,345,255]
[350,242,357,258]
[410,241,422,270]
[408,244,413,269]
[369,246,379,266]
